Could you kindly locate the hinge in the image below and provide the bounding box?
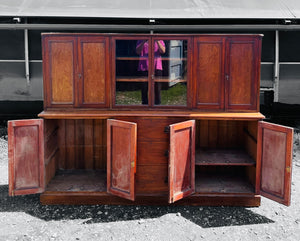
[286,166,291,173]
[225,74,229,81]
[164,150,169,158]
[131,161,135,168]
[164,126,170,134]
[164,176,168,184]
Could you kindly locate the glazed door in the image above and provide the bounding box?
[8,119,45,196]
[225,36,261,111]
[107,119,137,201]
[257,121,293,206]
[78,36,110,107]
[193,37,225,109]
[42,35,77,108]
[168,120,195,203]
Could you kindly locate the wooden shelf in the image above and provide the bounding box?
[195,149,255,166]
[153,78,186,83]
[45,170,107,192]
[195,173,255,194]
[116,77,147,82]
[116,57,187,61]
[39,110,265,120]
[116,57,146,61]
[116,76,187,83]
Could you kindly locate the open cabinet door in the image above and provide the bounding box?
[257,121,293,206]
[168,120,195,203]
[107,119,137,201]
[8,119,45,196]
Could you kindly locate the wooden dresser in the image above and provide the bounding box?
[8,34,293,206]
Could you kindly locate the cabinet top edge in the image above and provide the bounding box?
[41,33,264,37]
[38,110,265,120]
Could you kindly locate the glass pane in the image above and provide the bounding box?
[260,63,274,88]
[279,64,300,104]
[115,39,149,105]
[154,40,187,106]
[0,30,24,60]
[29,30,42,60]
[260,31,275,62]
[280,31,300,62]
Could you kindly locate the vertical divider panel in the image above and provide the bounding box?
[199,120,209,149]
[94,119,104,169]
[75,120,85,169]
[84,119,94,169]
[66,120,75,169]
[57,119,66,169]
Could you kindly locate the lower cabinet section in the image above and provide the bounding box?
[8,116,293,206]
[41,168,260,206]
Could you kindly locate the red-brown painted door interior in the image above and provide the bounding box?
[8,119,45,196]
[107,119,137,201]
[168,120,195,203]
[257,121,293,206]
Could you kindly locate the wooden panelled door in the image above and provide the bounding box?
[78,36,110,107]
[226,36,261,111]
[257,121,294,206]
[8,119,45,196]
[107,119,137,201]
[43,36,76,108]
[168,120,195,203]
[194,37,225,110]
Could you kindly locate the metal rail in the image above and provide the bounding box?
[1,23,300,31]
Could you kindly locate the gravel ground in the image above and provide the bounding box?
[0,126,299,241]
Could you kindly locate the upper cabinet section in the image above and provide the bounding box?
[42,34,110,109]
[42,34,262,112]
[193,35,262,111]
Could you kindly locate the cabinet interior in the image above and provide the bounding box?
[44,118,258,195]
[44,119,108,192]
[195,120,258,194]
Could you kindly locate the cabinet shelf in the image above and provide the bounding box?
[116,76,187,83]
[116,77,148,82]
[45,170,107,192]
[195,149,255,166]
[116,57,147,61]
[116,57,187,61]
[195,173,255,194]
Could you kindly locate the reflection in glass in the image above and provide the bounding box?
[154,40,187,106]
[115,39,188,106]
[137,40,165,105]
[115,40,148,105]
